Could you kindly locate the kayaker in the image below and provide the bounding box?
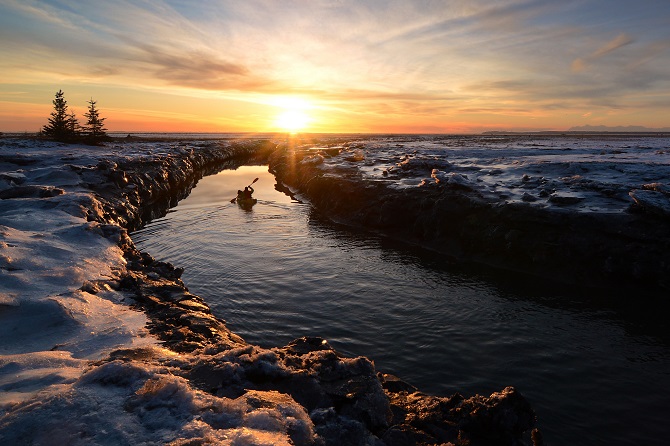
[241,186,254,199]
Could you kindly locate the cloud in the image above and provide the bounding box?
[592,33,634,58]
[131,42,253,88]
[571,33,634,72]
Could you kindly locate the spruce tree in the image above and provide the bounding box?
[67,111,80,136]
[42,90,73,141]
[83,98,108,143]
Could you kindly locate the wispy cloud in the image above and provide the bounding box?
[572,33,634,72]
[127,41,256,89]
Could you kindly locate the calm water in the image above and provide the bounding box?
[133,165,670,445]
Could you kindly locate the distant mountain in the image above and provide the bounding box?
[568,125,670,132]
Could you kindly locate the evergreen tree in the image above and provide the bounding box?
[83,98,108,143]
[42,90,73,141]
[67,111,80,136]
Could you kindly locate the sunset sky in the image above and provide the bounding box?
[1,0,669,133]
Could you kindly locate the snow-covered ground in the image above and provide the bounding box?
[0,140,155,404]
[301,134,670,215]
[0,138,320,445]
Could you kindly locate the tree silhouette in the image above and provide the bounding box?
[83,98,108,143]
[67,111,80,136]
[42,90,74,141]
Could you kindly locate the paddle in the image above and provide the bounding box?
[230,177,259,203]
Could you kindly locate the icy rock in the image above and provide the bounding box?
[76,359,152,388]
[238,389,316,446]
[300,154,325,165]
[430,169,448,183]
[456,387,536,441]
[345,149,365,162]
[310,407,384,446]
[548,193,583,205]
[0,185,65,199]
[521,192,537,202]
[431,170,473,190]
[268,137,670,292]
[186,336,392,435]
[382,382,535,446]
[642,182,670,196]
[0,172,27,185]
[629,189,670,217]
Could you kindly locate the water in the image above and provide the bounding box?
[133,165,670,445]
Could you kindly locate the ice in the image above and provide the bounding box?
[2,357,313,445]
[0,139,159,435]
[308,135,670,214]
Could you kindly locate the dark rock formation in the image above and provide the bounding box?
[381,379,535,446]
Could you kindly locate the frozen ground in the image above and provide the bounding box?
[297,134,670,215]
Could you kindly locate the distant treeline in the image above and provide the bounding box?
[41,90,109,144]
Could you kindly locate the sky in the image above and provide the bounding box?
[1,0,669,133]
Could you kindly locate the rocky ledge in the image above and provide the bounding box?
[0,137,538,445]
[268,143,670,295]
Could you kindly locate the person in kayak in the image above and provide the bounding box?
[238,185,254,200]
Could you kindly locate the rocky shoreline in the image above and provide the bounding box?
[268,140,670,294]
[0,137,537,445]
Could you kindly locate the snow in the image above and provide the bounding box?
[0,138,314,445]
[0,140,155,407]
[313,134,670,215]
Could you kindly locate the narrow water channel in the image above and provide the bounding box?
[132,165,670,445]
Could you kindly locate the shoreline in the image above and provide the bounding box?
[0,138,537,445]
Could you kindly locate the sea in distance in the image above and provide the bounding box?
[132,133,670,445]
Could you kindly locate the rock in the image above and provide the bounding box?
[454,387,536,442]
[641,182,670,195]
[629,189,670,218]
[301,154,325,165]
[548,193,583,205]
[382,386,535,445]
[0,185,65,199]
[237,389,317,446]
[345,149,365,162]
[521,192,537,202]
[311,408,384,446]
[0,172,27,185]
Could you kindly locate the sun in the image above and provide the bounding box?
[276,109,309,132]
[271,97,312,133]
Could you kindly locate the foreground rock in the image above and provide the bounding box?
[0,137,537,445]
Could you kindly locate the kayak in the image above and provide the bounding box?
[237,197,257,208]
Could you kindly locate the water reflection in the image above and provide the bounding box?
[132,165,670,446]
